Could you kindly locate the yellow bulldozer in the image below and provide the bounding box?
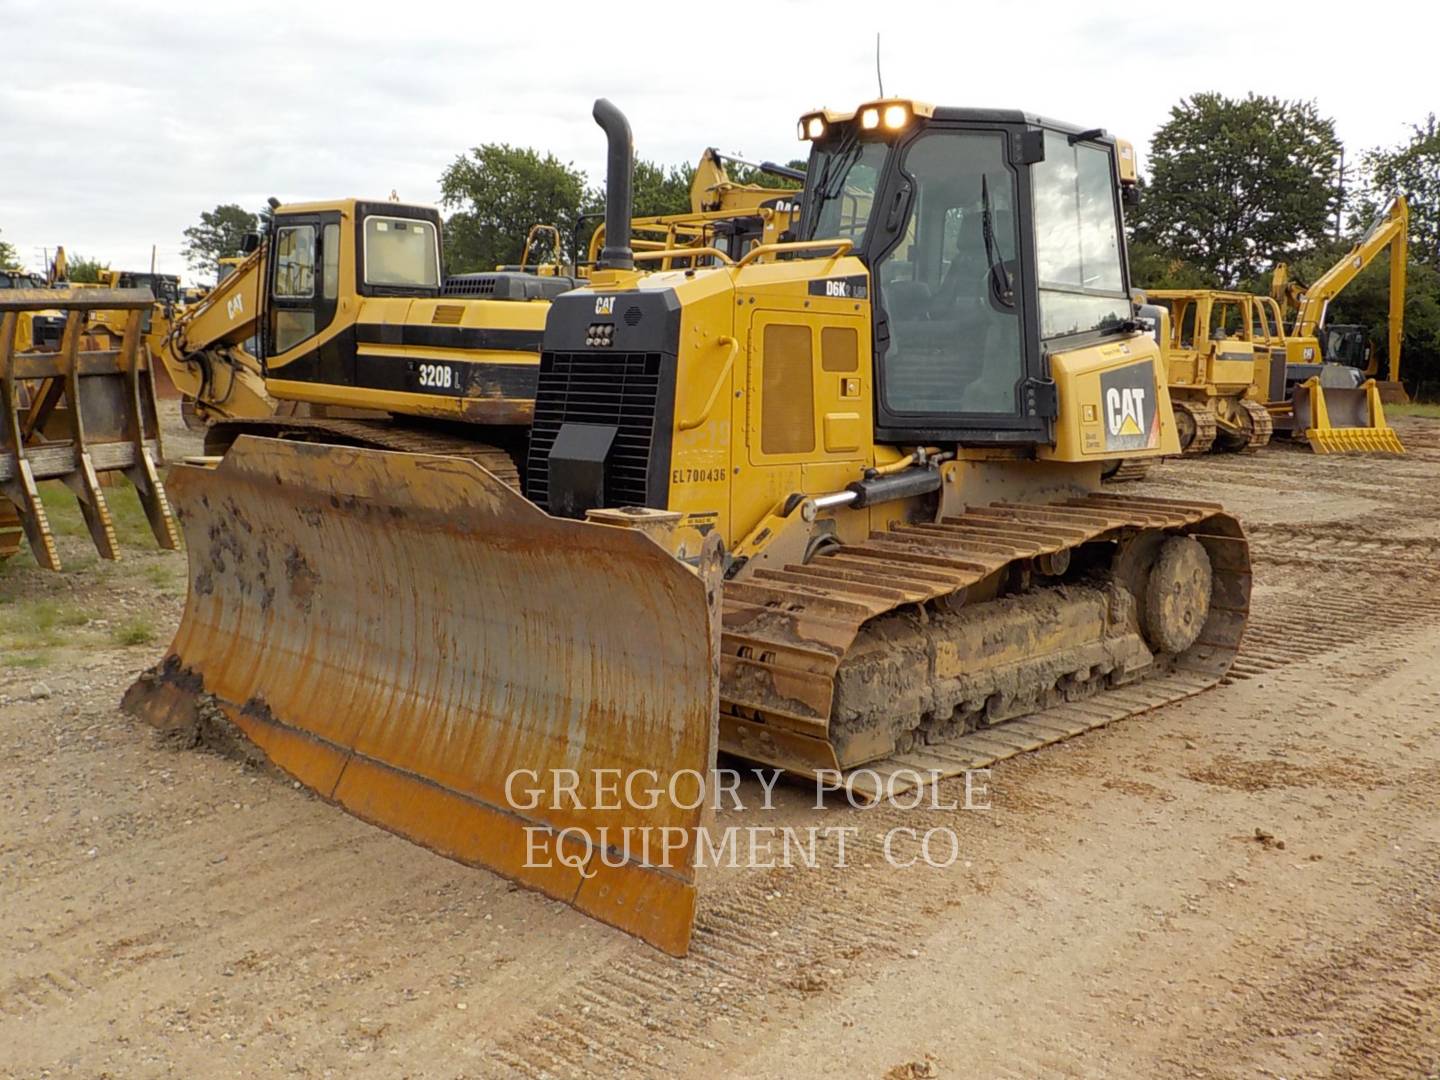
[126,98,1251,956]
[1138,289,1278,453]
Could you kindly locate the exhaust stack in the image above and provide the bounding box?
[593,98,634,271]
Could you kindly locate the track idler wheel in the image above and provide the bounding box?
[1142,536,1213,655]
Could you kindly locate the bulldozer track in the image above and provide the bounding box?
[1103,459,1153,483]
[206,416,524,489]
[1234,399,1274,451]
[1175,400,1218,454]
[721,493,1249,798]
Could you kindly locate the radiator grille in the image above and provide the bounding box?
[526,351,665,512]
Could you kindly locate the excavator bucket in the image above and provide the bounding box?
[1292,376,1405,454]
[1,288,179,570]
[124,437,722,956]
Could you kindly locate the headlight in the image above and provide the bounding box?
[883,103,909,129]
[806,116,826,139]
[860,107,880,130]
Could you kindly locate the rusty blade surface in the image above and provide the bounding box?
[128,436,719,956]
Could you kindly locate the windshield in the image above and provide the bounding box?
[803,138,889,247]
[364,216,440,288]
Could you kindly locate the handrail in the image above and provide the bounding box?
[678,336,739,431]
[632,247,734,266]
[735,238,854,269]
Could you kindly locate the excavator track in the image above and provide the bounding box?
[206,416,523,489]
[1174,400,1218,454]
[720,494,1249,799]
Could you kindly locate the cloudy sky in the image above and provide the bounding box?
[2,0,1434,284]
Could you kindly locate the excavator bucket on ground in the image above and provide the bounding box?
[124,437,722,956]
[1,288,179,569]
[1291,376,1405,454]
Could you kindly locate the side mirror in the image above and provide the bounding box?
[241,232,261,254]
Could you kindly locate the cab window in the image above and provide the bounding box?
[364,216,439,288]
[807,139,888,248]
[273,226,316,298]
[874,130,1023,415]
[322,223,340,300]
[1032,132,1127,338]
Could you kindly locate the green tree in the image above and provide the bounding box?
[1357,114,1440,266]
[0,228,17,269]
[1132,93,1342,287]
[64,253,110,283]
[630,160,694,218]
[439,144,589,274]
[183,204,260,279]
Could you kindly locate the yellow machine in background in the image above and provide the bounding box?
[587,146,801,269]
[1,287,178,568]
[1135,198,1409,458]
[1140,289,1276,452]
[1271,195,1408,393]
[130,98,1250,957]
[149,196,573,480]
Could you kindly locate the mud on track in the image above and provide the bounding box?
[2,409,1439,1079]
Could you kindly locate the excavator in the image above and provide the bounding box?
[127,98,1251,957]
[153,150,798,435]
[3,202,564,570]
[1129,197,1409,459]
[1268,195,1410,449]
[149,196,563,480]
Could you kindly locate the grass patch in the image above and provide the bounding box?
[111,615,157,647]
[37,480,159,548]
[1,598,92,650]
[1389,402,1440,419]
[5,651,54,669]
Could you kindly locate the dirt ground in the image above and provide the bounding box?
[2,406,1439,1079]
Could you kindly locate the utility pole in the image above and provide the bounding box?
[1334,147,1344,242]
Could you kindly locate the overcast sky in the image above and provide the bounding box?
[2,0,1434,284]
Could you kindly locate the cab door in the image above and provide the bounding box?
[266,213,341,366]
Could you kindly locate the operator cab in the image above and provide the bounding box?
[795,100,1135,445]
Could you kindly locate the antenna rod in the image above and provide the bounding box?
[875,33,884,98]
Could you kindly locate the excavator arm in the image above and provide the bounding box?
[151,243,275,423]
[1290,195,1408,382]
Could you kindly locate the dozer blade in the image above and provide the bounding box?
[124,436,722,956]
[1292,376,1405,454]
